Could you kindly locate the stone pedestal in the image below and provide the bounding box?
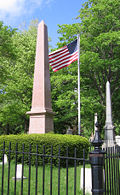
[28,111,54,134]
[27,21,54,134]
[104,123,115,147]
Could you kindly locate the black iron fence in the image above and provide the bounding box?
[0,142,90,195]
[104,146,120,195]
[0,131,120,195]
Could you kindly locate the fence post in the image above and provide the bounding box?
[89,126,105,195]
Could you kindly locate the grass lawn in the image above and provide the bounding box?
[0,162,91,195]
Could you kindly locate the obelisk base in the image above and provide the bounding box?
[104,124,115,148]
[27,110,54,134]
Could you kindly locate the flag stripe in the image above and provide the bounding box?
[49,49,69,63]
[52,53,78,70]
[49,47,68,59]
[53,56,78,72]
[49,39,78,72]
[49,46,66,56]
[49,52,72,66]
[49,46,68,57]
[51,51,78,68]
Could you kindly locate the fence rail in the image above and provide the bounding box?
[104,146,120,195]
[0,132,120,195]
[0,142,90,195]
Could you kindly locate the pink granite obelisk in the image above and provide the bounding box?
[27,20,54,134]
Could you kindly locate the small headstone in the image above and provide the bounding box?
[0,154,8,165]
[12,164,27,180]
[80,168,92,194]
[115,136,120,146]
[66,126,72,134]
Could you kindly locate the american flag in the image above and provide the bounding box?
[49,40,78,72]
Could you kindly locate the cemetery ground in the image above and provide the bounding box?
[0,161,91,195]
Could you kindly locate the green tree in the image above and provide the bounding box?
[52,0,120,136]
[0,21,16,83]
[50,63,78,134]
[0,20,52,135]
[0,21,37,134]
[0,22,17,134]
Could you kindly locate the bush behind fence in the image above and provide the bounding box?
[0,134,90,166]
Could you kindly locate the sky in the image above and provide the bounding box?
[0,0,86,48]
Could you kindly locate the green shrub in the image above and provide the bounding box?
[0,134,90,166]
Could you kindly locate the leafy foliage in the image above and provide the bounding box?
[0,134,89,166]
[0,22,16,84]
[54,0,120,136]
[0,21,37,134]
[1,0,120,137]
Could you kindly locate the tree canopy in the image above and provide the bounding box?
[0,0,120,136]
[55,0,120,136]
[0,21,36,134]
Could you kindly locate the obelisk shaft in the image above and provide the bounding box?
[106,81,112,124]
[104,81,114,147]
[27,20,54,134]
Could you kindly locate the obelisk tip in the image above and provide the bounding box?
[38,20,46,27]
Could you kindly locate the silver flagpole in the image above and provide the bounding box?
[77,34,80,135]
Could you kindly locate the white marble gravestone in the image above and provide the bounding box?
[115,136,120,146]
[80,168,92,194]
[12,164,27,180]
[0,154,8,165]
